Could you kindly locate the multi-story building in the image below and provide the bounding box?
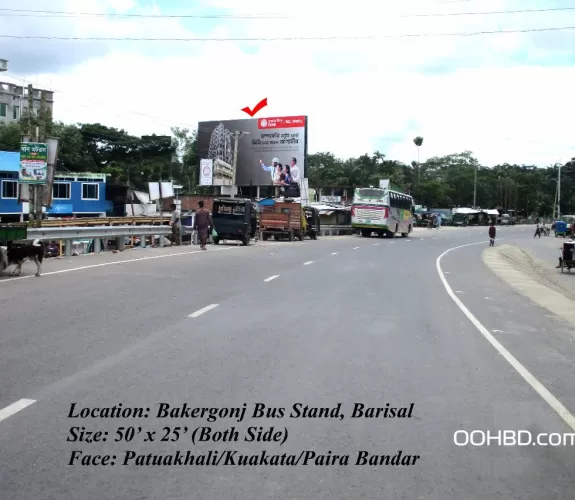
[0,79,54,124]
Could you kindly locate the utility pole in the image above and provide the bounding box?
[473,163,477,208]
[36,92,47,227]
[557,162,562,220]
[26,84,35,226]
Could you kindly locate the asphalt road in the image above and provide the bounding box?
[1,226,574,499]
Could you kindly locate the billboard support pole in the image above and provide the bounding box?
[231,130,240,198]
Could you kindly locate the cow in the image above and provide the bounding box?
[0,239,45,277]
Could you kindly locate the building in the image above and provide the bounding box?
[0,151,112,220]
[49,172,113,217]
[0,151,22,221]
[0,80,54,124]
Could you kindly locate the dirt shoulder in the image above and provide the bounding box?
[482,243,575,325]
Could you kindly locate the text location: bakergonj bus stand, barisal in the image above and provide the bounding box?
[66,401,420,468]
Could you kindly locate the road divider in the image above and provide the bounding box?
[0,398,36,423]
[188,304,219,318]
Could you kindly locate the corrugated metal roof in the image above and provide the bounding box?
[0,151,20,172]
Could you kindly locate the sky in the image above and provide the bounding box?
[1,0,574,167]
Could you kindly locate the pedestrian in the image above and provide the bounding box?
[168,203,181,246]
[193,200,213,250]
[534,222,541,238]
[436,213,442,230]
[489,222,496,246]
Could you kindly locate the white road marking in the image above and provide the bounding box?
[0,246,240,285]
[353,246,360,250]
[373,243,380,246]
[493,330,504,333]
[0,399,36,423]
[331,252,338,255]
[188,304,219,318]
[437,240,575,432]
[264,275,279,282]
[303,261,314,266]
[390,241,396,244]
[456,290,463,294]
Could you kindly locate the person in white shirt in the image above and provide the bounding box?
[260,157,279,183]
[169,203,181,245]
[289,157,301,183]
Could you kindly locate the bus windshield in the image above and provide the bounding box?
[354,188,385,202]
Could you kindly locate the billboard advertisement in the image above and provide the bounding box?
[197,115,308,186]
[19,142,48,185]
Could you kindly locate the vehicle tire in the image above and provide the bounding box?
[289,231,294,242]
[312,233,318,240]
[242,235,250,246]
[262,233,268,241]
[298,232,304,241]
[361,229,371,238]
[213,237,220,245]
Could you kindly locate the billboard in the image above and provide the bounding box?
[19,142,48,185]
[197,115,308,186]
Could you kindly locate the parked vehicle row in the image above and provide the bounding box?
[210,198,320,245]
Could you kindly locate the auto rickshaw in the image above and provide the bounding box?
[211,198,257,246]
[555,220,568,237]
[560,240,575,273]
[303,206,320,240]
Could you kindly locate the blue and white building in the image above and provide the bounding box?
[0,150,113,221]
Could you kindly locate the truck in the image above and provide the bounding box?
[259,200,306,241]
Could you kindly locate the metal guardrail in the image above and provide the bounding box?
[27,225,170,240]
[25,225,173,257]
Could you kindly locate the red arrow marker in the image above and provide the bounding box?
[241,98,268,117]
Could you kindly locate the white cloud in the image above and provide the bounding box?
[2,0,574,167]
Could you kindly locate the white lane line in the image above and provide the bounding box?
[264,275,279,282]
[331,252,338,255]
[303,261,314,266]
[373,243,380,246]
[188,304,219,318]
[353,246,360,250]
[0,247,240,285]
[437,240,575,432]
[0,399,36,423]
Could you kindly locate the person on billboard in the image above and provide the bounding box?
[289,157,301,183]
[273,163,284,184]
[259,157,279,182]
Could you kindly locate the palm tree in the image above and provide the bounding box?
[413,136,424,184]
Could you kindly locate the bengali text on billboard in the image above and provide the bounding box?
[196,115,307,186]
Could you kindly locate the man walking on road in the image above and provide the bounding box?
[534,222,541,238]
[169,203,181,246]
[489,222,496,246]
[194,200,213,250]
[436,213,442,230]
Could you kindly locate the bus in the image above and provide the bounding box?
[351,186,414,238]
